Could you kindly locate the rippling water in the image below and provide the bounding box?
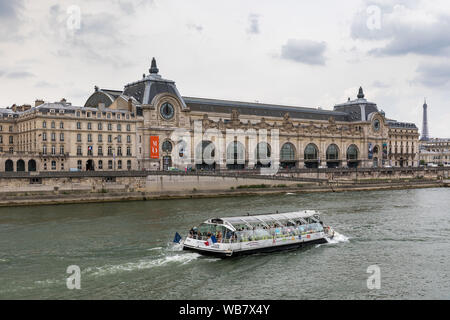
[0,188,449,299]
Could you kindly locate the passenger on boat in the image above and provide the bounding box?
[189,228,196,238]
[189,228,194,237]
[216,231,222,243]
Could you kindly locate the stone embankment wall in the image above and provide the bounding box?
[279,167,450,180]
[0,168,448,207]
[0,174,316,195]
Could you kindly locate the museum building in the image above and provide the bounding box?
[0,58,419,172]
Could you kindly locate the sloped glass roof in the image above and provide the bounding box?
[210,210,320,229]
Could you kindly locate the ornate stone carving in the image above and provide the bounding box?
[218,118,224,130]
[258,117,268,129]
[230,109,241,128]
[202,113,210,129]
[327,117,337,134]
[231,109,239,121]
[283,113,294,131]
[306,121,319,134]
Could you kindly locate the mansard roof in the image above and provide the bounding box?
[386,120,418,129]
[183,97,350,121]
[1,102,139,120]
[333,87,379,121]
[101,89,122,100]
[122,58,187,108]
[0,108,18,118]
[79,62,418,127]
[84,88,118,108]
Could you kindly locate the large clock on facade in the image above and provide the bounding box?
[160,102,175,120]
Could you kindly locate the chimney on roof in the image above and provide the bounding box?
[35,99,44,107]
[60,98,67,104]
[128,98,133,112]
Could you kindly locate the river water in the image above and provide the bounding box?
[0,188,449,300]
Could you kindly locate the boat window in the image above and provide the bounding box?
[229,222,325,243]
[192,223,231,242]
[191,212,326,243]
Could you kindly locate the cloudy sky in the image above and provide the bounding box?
[1,0,449,137]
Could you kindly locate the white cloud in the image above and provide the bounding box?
[415,61,450,87]
[280,39,327,65]
[186,23,203,32]
[351,1,450,57]
[0,0,26,41]
[0,0,449,138]
[247,14,260,34]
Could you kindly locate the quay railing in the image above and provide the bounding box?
[0,166,448,182]
[0,170,327,183]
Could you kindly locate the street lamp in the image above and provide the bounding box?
[317,156,320,179]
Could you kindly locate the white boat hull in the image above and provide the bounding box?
[182,231,328,258]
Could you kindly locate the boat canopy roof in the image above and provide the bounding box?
[205,210,321,231]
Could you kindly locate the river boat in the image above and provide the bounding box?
[178,210,335,258]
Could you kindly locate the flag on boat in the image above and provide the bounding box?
[205,235,217,246]
[173,232,182,243]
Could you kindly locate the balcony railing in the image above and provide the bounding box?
[38,152,70,158]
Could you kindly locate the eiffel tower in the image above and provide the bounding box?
[420,99,430,141]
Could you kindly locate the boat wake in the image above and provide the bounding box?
[85,252,202,277]
[167,242,184,252]
[85,242,221,277]
[325,231,349,244]
[147,247,163,251]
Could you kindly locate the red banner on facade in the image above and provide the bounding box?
[150,136,160,159]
